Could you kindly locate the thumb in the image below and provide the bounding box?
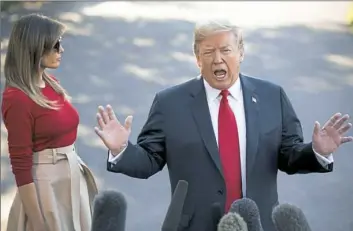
[124,115,133,131]
[313,121,321,135]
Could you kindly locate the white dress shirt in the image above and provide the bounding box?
[109,78,334,196]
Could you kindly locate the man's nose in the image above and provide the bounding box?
[213,51,223,64]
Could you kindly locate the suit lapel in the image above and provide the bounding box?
[190,77,223,178]
[240,75,260,179]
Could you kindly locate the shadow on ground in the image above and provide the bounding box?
[1,2,353,231]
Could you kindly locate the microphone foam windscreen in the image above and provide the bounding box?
[91,190,127,231]
[161,180,189,231]
[217,212,248,231]
[229,198,264,231]
[272,203,312,231]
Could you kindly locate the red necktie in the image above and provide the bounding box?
[218,89,242,212]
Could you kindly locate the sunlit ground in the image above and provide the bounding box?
[79,1,349,28]
[1,1,352,230]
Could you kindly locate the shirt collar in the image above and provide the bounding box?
[203,77,242,102]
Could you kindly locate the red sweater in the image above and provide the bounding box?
[2,77,79,187]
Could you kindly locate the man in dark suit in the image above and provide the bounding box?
[94,21,352,231]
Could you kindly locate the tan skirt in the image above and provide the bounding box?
[6,144,98,231]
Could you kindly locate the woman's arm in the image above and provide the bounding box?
[2,89,46,229]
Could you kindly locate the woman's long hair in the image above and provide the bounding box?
[4,13,71,109]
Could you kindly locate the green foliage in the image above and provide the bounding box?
[349,4,353,25]
[0,1,21,11]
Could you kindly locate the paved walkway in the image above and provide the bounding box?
[1,2,353,230]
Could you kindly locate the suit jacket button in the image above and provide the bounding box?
[217,189,224,195]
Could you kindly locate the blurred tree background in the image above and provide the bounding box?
[1,1,21,11]
[1,1,45,12]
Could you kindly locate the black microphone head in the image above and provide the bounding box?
[91,190,127,231]
[229,198,264,231]
[272,203,312,231]
[211,202,223,230]
[217,212,248,231]
[161,180,189,231]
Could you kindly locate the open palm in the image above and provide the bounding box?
[312,113,352,156]
[94,105,132,154]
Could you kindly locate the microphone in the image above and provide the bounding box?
[272,203,312,231]
[91,190,127,231]
[161,180,189,231]
[217,212,248,231]
[229,198,264,231]
[211,202,223,230]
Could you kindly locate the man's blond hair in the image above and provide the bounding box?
[193,20,244,56]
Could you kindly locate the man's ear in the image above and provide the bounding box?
[239,48,244,62]
[196,55,202,68]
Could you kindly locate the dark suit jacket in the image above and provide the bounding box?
[107,74,333,231]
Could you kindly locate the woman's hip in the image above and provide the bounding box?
[6,144,99,231]
[32,144,98,196]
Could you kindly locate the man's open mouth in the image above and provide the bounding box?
[213,69,227,79]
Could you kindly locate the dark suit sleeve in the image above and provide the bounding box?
[107,93,166,179]
[277,87,333,174]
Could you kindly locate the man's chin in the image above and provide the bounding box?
[210,78,233,90]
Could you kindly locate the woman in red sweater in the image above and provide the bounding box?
[2,14,98,231]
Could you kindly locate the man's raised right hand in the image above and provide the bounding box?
[94,105,132,155]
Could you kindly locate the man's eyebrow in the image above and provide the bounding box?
[202,47,215,52]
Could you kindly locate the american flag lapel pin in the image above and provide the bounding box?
[252,96,257,103]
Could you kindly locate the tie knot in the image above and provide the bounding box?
[220,89,230,98]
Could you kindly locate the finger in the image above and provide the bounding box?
[94,126,104,139]
[313,121,321,135]
[124,115,133,131]
[333,114,350,129]
[341,136,353,144]
[106,104,118,121]
[98,105,109,124]
[96,113,105,129]
[338,122,352,135]
[323,112,342,129]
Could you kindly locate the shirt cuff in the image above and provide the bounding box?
[108,146,128,164]
[313,148,334,167]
